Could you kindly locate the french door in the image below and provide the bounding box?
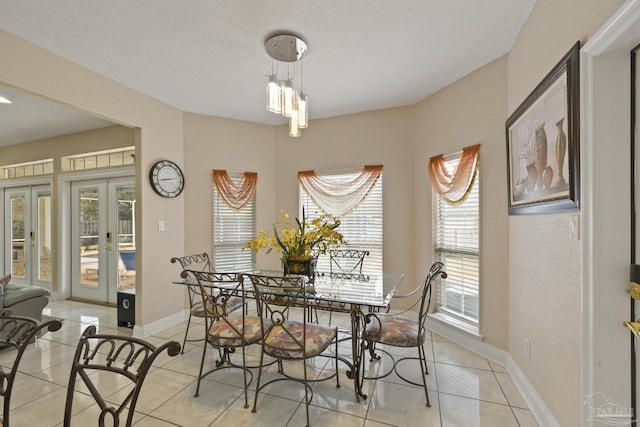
[70,177,135,304]
[3,185,52,288]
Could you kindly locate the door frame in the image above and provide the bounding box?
[57,166,135,301]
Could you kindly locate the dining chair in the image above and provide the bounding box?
[329,248,370,280]
[246,273,340,427]
[171,253,242,353]
[362,261,446,407]
[0,311,62,427]
[63,325,180,427]
[185,270,267,408]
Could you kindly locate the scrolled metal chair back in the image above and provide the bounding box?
[0,311,62,427]
[63,325,180,427]
[418,261,447,331]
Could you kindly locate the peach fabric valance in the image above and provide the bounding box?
[212,170,257,210]
[298,165,383,217]
[428,144,480,204]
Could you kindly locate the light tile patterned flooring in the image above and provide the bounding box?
[0,300,540,426]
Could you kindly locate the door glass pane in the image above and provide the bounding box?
[117,187,135,290]
[10,195,25,279]
[37,193,52,281]
[79,189,99,288]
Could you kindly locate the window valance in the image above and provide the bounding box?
[298,165,383,217]
[212,170,257,210]
[428,144,480,204]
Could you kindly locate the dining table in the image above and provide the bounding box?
[174,269,404,401]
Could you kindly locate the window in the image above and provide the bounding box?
[62,147,135,171]
[1,159,53,179]
[300,170,383,275]
[433,155,480,327]
[212,173,255,271]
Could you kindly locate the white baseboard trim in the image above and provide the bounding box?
[427,318,559,427]
[132,309,187,339]
[427,314,508,366]
[506,355,560,427]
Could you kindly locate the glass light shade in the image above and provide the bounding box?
[281,79,297,118]
[266,74,281,113]
[297,93,308,128]
[289,110,301,137]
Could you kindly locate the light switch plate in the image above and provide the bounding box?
[159,220,165,232]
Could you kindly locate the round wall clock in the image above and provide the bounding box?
[149,160,185,198]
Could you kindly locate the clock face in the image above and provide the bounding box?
[149,160,184,198]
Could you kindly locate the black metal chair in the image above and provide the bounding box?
[185,270,266,408]
[362,261,446,407]
[329,248,370,280]
[171,253,242,353]
[63,325,180,426]
[0,311,62,427]
[246,273,340,427]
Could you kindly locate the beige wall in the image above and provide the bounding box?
[0,125,134,166]
[0,29,186,329]
[182,113,276,259]
[414,56,510,349]
[507,1,624,426]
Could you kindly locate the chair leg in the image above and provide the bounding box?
[181,311,193,354]
[195,340,208,397]
[241,344,249,408]
[251,350,266,414]
[417,344,430,407]
[335,336,340,389]
[303,358,310,427]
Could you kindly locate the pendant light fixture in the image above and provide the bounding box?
[265,34,309,137]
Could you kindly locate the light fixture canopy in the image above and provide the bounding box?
[265,34,309,137]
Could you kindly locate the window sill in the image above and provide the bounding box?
[428,311,482,340]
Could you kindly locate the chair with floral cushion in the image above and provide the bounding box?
[246,273,340,427]
[63,325,180,426]
[0,311,62,427]
[362,261,446,407]
[186,270,268,408]
[171,253,242,353]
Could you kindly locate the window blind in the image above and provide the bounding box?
[433,156,480,324]
[300,170,383,274]
[213,173,255,272]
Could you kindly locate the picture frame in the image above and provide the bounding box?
[506,41,580,215]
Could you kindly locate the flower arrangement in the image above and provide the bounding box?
[244,208,344,264]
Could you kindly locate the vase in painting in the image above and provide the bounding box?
[534,122,547,190]
[554,117,567,186]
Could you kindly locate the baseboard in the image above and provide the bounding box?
[132,309,187,339]
[427,314,508,366]
[506,355,560,427]
[427,318,560,427]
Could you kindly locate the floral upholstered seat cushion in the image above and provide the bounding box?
[207,315,272,348]
[263,320,336,359]
[191,295,243,318]
[363,314,426,347]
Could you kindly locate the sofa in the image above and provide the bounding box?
[0,275,50,321]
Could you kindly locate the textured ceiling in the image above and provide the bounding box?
[0,0,535,146]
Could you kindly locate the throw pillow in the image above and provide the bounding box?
[0,274,11,288]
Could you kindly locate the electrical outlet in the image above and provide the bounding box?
[525,338,530,357]
[569,214,579,240]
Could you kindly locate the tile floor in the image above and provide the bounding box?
[0,300,540,426]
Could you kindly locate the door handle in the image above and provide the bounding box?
[106,246,112,252]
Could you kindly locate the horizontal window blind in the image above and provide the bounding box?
[213,174,255,272]
[433,157,480,325]
[300,170,383,275]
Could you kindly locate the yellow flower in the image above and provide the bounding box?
[244,208,344,262]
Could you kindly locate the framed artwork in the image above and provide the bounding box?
[506,41,580,215]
